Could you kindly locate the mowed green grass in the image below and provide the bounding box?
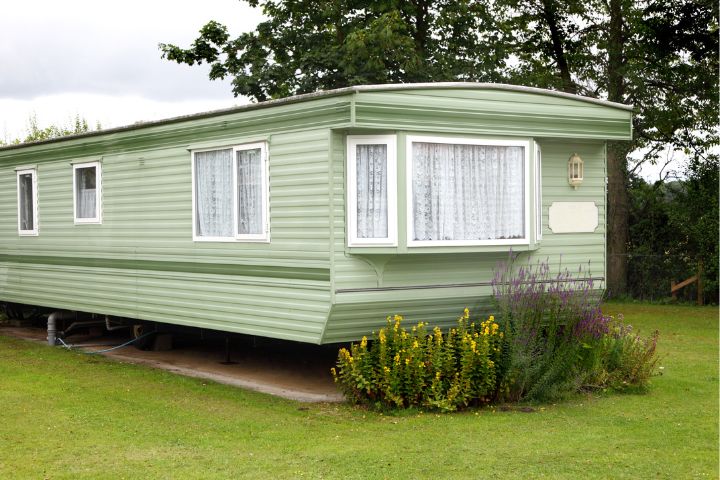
[0,303,717,479]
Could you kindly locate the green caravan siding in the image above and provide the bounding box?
[0,85,627,344]
[353,89,632,140]
[532,140,606,280]
[0,97,352,343]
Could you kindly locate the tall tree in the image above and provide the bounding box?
[159,1,509,101]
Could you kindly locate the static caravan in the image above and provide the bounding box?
[0,83,632,344]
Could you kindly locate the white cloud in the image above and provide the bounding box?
[0,0,264,139]
[0,93,248,142]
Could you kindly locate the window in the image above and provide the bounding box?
[347,135,397,246]
[17,168,38,235]
[407,136,529,246]
[73,162,102,224]
[192,142,269,242]
[535,143,543,241]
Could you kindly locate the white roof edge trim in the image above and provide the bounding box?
[0,82,633,152]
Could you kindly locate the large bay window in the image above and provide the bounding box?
[407,136,529,246]
[347,135,397,246]
[192,142,269,242]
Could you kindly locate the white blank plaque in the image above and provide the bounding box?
[548,202,599,233]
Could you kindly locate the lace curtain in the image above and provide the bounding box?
[75,167,97,219]
[195,149,233,237]
[412,142,524,241]
[237,148,263,235]
[356,144,388,238]
[18,173,34,230]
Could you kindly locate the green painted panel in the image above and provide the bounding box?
[353,90,632,140]
[0,262,330,343]
[323,295,497,343]
[0,254,330,281]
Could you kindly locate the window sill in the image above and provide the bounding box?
[347,243,539,255]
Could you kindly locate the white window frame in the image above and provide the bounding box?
[72,161,102,224]
[535,142,543,241]
[406,135,531,247]
[16,168,38,236]
[191,142,270,243]
[346,134,398,247]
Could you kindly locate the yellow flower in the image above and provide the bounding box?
[379,330,386,344]
[330,367,336,376]
[394,353,401,364]
[489,315,495,322]
[405,358,411,365]
[412,340,419,349]
[360,336,368,348]
[463,307,470,319]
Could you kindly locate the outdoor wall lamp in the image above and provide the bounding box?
[568,153,584,189]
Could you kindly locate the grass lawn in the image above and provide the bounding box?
[0,302,717,479]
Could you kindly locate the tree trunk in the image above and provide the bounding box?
[605,0,629,297]
[540,0,576,94]
[606,142,629,296]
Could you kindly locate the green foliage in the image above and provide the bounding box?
[332,311,502,411]
[159,0,507,101]
[492,258,609,402]
[627,157,719,302]
[491,256,661,402]
[0,114,100,146]
[586,315,660,392]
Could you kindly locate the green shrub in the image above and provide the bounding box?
[585,315,660,392]
[492,258,612,402]
[332,311,502,411]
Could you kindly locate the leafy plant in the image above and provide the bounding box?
[586,315,660,392]
[332,311,502,412]
[491,255,610,402]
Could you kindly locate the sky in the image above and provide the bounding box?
[0,1,678,181]
[0,0,263,140]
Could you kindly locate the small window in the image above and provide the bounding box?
[407,136,529,246]
[73,162,102,224]
[535,143,543,241]
[192,142,269,242]
[346,135,397,247]
[17,168,38,235]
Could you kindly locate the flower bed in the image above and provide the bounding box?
[333,258,659,411]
